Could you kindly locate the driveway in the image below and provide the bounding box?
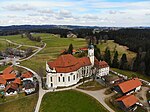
[135,86,150,111]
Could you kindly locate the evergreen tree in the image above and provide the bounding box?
[104,47,111,65]
[120,53,128,70]
[132,53,141,71]
[145,50,150,76]
[112,51,119,68]
[94,45,101,61]
[67,44,73,54]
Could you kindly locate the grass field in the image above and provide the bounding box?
[111,68,150,82]
[0,35,43,47]
[40,90,108,112]
[97,40,136,63]
[77,80,105,90]
[0,94,38,112]
[0,40,18,51]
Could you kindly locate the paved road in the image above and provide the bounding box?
[75,88,115,112]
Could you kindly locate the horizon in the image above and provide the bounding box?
[0,0,150,27]
[0,24,150,28]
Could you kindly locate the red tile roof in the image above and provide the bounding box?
[99,61,109,68]
[3,66,14,75]
[2,73,16,80]
[78,57,91,67]
[48,54,91,73]
[117,78,142,93]
[94,57,99,67]
[13,78,21,84]
[5,83,18,92]
[0,76,6,85]
[116,95,138,108]
[21,72,33,78]
[79,47,88,51]
[73,49,76,52]
[94,58,109,68]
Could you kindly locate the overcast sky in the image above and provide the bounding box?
[0,0,150,27]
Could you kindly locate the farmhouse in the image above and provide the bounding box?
[116,94,138,111]
[2,66,14,75]
[113,78,142,95]
[21,71,33,81]
[46,44,109,88]
[5,83,18,96]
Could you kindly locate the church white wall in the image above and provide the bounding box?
[46,65,92,88]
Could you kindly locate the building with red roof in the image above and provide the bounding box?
[21,71,33,81]
[2,73,16,81]
[5,83,18,96]
[46,44,110,88]
[79,47,88,51]
[3,66,14,75]
[114,78,142,95]
[13,78,21,85]
[116,94,138,111]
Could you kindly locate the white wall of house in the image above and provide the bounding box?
[97,67,109,77]
[25,88,35,94]
[23,77,33,82]
[5,91,17,96]
[135,86,141,92]
[0,84,5,89]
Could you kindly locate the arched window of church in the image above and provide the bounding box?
[68,76,70,82]
[58,77,60,82]
[63,77,65,82]
[51,77,52,82]
[73,75,75,80]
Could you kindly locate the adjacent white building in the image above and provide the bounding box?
[46,44,109,88]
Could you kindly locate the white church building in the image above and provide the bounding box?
[46,45,109,88]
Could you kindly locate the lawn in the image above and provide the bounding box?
[0,93,38,112]
[111,68,150,82]
[97,40,136,63]
[77,80,105,91]
[0,65,9,71]
[40,90,108,112]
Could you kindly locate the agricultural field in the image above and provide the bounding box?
[97,40,136,63]
[40,90,108,112]
[0,94,38,112]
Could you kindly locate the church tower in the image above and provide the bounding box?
[88,43,94,66]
